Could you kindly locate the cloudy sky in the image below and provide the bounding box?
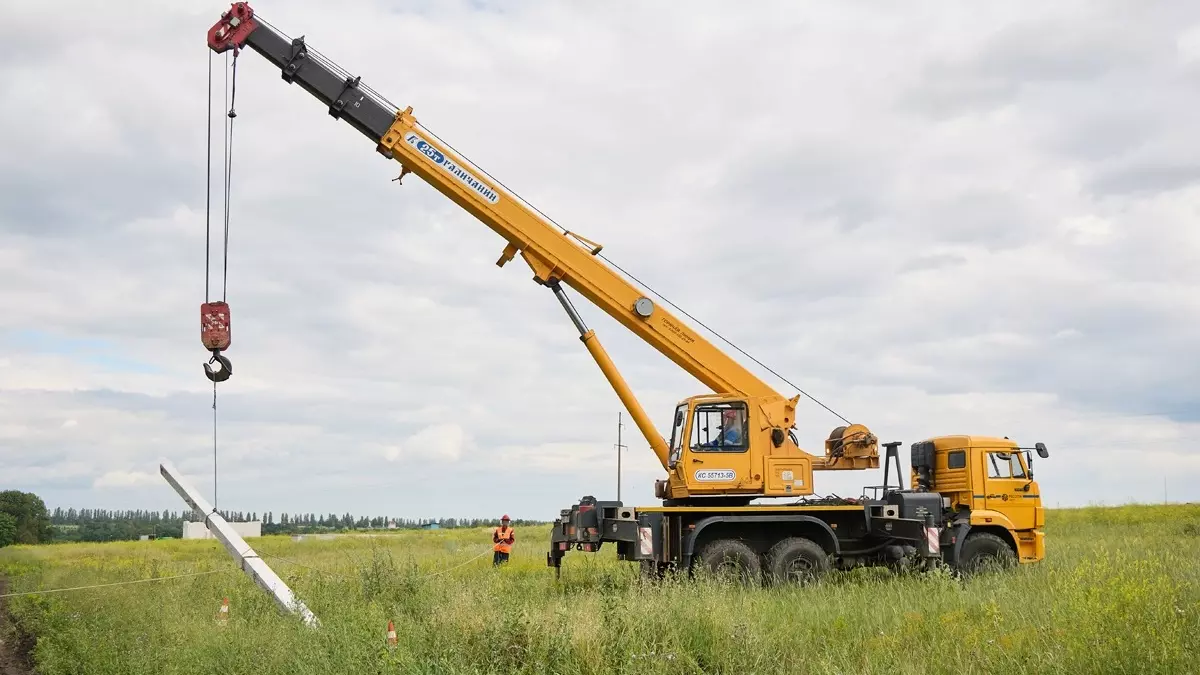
[2,0,1199,523]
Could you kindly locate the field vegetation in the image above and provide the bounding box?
[2,503,1199,674]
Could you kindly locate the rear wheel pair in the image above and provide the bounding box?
[696,537,829,585]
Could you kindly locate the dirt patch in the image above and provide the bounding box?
[0,578,35,675]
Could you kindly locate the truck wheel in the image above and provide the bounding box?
[958,532,1016,575]
[696,539,761,585]
[765,537,829,585]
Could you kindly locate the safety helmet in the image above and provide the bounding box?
[501,514,510,521]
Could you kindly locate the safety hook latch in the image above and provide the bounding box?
[205,350,233,383]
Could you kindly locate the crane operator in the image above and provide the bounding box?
[701,408,744,448]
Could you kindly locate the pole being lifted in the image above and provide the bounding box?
[159,460,319,628]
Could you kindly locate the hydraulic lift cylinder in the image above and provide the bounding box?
[550,281,671,469]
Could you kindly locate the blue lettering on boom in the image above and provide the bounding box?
[403,131,500,205]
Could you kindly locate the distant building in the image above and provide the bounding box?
[421,522,440,530]
[183,521,262,540]
[386,519,397,529]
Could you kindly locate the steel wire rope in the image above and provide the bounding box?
[0,570,230,599]
[248,545,493,581]
[414,123,853,426]
[205,51,213,303]
[204,51,220,508]
[253,15,397,113]
[204,49,240,511]
[223,49,238,302]
[247,11,851,425]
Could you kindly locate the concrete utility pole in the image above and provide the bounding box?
[616,412,628,501]
[160,461,319,628]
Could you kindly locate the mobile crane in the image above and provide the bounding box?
[206,3,1051,584]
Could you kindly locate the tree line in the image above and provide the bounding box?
[1,490,545,546]
[257,513,543,534]
[0,490,54,547]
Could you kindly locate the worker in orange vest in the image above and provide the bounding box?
[492,514,515,566]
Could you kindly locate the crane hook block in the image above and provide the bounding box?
[201,301,232,351]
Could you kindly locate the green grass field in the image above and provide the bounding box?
[2,504,1199,674]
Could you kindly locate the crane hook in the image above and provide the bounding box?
[204,350,233,383]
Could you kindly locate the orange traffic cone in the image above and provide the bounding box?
[216,597,230,625]
[386,620,397,648]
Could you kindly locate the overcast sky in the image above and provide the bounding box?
[2,0,1199,522]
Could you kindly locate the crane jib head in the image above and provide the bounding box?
[209,2,259,53]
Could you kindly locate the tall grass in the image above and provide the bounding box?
[2,504,1199,674]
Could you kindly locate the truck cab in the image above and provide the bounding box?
[911,435,1050,568]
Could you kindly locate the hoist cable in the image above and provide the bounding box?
[205,51,213,303]
[223,49,238,302]
[416,123,853,426]
[213,382,219,509]
[203,49,240,511]
[253,15,397,113]
[595,252,851,426]
[203,51,219,508]
[212,50,230,511]
[246,10,852,426]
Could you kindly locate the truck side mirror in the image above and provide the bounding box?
[1035,442,1049,459]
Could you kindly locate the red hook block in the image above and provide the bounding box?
[201,302,232,351]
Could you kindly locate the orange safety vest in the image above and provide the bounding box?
[493,526,514,553]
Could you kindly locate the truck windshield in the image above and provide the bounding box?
[987,451,1027,479]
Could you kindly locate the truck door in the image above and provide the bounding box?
[982,450,1036,530]
[682,401,752,493]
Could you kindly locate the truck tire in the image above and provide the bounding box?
[765,537,829,585]
[695,538,761,585]
[958,532,1016,575]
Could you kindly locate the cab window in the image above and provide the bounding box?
[986,451,1026,479]
[667,404,687,467]
[690,403,748,453]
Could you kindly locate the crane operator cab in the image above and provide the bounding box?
[656,394,879,504]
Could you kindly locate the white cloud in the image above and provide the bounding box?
[94,471,159,489]
[1,0,1198,520]
[382,423,472,463]
[1178,24,1200,64]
